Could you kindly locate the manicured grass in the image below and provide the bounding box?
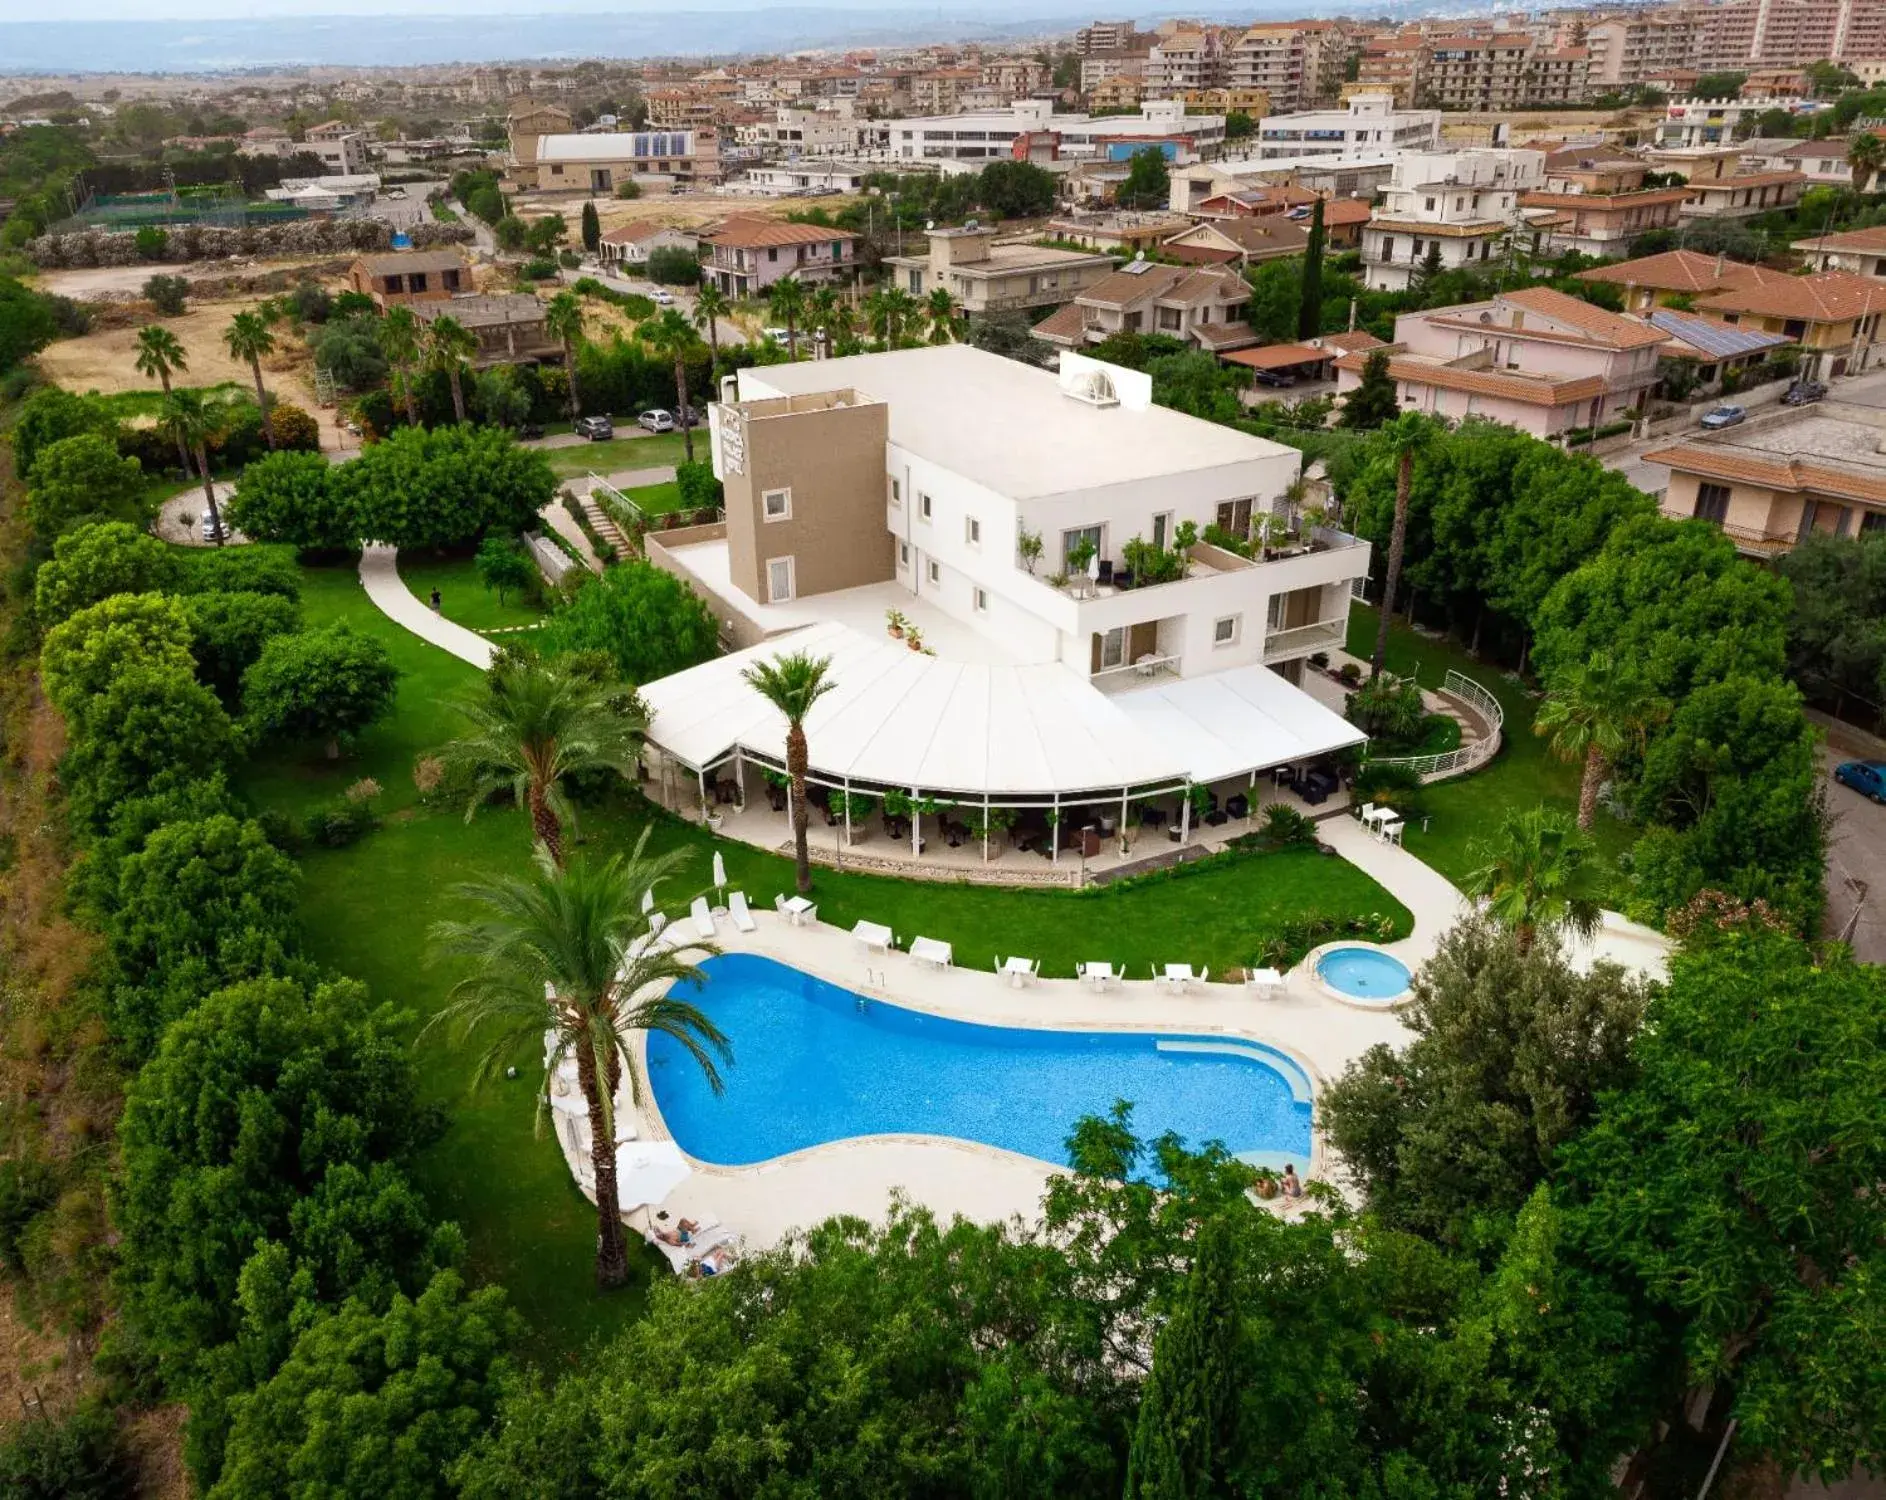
[545,431,693,480]
[1349,606,1633,896]
[624,479,681,518]
[396,550,547,633]
[94,381,245,421]
[234,559,483,819]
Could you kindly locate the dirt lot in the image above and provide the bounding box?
[38,255,353,303]
[514,188,864,239]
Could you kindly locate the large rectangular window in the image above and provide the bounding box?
[1062,524,1102,570]
[1694,482,1731,524]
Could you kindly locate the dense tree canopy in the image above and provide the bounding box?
[537,561,719,685]
[179,589,301,706]
[34,521,180,625]
[227,449,359,551]
[1776,529,1886,708]
[0,274,58,374]
[338,425,557,550]
[242,624,399,756]
[25,432,149,538]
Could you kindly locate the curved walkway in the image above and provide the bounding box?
[357,544,494,669]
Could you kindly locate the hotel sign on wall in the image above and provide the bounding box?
[722,406,747,476]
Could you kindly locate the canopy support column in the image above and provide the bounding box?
[734,748,746,813]
[911,785,921,859]
[1119,788,1128,846]
[1249,768,1257,819]
[982,792,990,864]
[843,776,852,850]
[697,767,707,823]
[1051,791,1060,865]
[1179,785,1191,844]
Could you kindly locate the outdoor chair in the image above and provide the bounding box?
[1097,559,1114,586]
[1226,794,1249,820]
[766,785,787,812]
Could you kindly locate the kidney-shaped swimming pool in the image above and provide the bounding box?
[647,954,1314,1171]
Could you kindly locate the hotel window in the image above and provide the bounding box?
[974,586,988,613]
[1214,615,1241,647]
[965,516,981,546]
[927,558,941,586]
[766,557,795,602]
[899,541,910,567]
[889,477,902,506]
[919,492,933,521]
[762,487,792,522]
[1694,482,1731,525]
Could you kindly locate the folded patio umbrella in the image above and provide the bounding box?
[711,851,727,894]
[615,1139,691,1210]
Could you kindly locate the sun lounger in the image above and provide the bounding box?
[728,891,758,934]
[649,1223,733,1275]
[690,896,717,940]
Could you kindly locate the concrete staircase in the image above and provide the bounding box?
[579,493,630,556]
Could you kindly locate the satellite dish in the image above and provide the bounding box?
[1479,311,1494,323]
[1135,249,1146,260]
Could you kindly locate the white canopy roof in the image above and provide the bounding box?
[642,623,1365,798]
[1108,661,1367,785]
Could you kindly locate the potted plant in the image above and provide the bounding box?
[885,608,907,640]
[1187,783,1213,825]
[1017,527,1043,575]
[905,625,924,652]
[1066,536,1097,579]
[701,793,722,832]
[840,791,876,841]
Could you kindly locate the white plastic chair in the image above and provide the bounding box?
[690,896,717,939]
[728,891,758,933]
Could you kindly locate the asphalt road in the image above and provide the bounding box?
[1822,739,1886,965]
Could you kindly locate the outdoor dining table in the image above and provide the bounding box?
[852,919,893,953]
[1000,956,1036,988]
[1161,964,1197,992]
[1363,805,1397,834]
[910,936,954,969]
[781,895,816,927]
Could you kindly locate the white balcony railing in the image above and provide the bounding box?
[1262,617,1348,662]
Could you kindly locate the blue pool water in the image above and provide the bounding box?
[647,954,1313,1170]
[1316,945,1412,1002]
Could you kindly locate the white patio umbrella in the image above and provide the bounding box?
[1087,550,1101,593]
[641,887,656,915]
[614,1139,691,1210]
[711,850,727,898]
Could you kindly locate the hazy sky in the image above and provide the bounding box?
[5,0,1028,15]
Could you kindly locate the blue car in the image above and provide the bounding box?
[1834,760,1886,803]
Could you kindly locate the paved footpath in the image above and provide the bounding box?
[357,545,493,669]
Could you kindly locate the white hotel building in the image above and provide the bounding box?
[638,346,1372,847]
[887,99,1224,165]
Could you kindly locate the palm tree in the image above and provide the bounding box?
[544,290,586,425]
[1535,650,1668,830]
[641,308,702,464]
[740,649,836,896]
[924,286,960,345]
[692,281,729,375]
[224,308,278,450]
[1370,411,1436,679]
[767,274,806,359]
[133,324,192,473]
[1850,130,1885,193]
[1463,807,1604,956]
[160,389,228,546]
[429,838,732,1290]
[865,286,919,348]
[424,314,478,424]
[377,305,423,427]
[443,654,646,867]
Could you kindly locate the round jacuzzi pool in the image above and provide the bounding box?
[1314,945,1413,1007]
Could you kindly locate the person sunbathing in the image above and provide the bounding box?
[691,1243,738,1278]
[652,1217,702,1247]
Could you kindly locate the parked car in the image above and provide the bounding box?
[517,421,545,440]
[1834,759,1886,803]
[385,186,408,199]
[676,402,706,426]
[638,409,675,432]
[1781,379,1827,406]
[574,415,614,440]
[1250,368,1299,388]
[650,288,675,306]
[764,326,792,346]
[202,513,228,543]
[1700,404,1747,430]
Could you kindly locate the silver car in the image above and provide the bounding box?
[1700,404,1747,430]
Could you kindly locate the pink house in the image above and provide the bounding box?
[1333,286,1665,439]
[702,217,858,298]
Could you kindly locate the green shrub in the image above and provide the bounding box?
[1346,673,1426,746]
[1261,803,1316,847]
[1595,419,1635,439]
[308,798,377,847]
[646,245,702,285]
[134,225,169,260]
[520,257,558,281]
[143,273,188,315]
[0,1402,134,1500]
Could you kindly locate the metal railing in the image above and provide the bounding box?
[1367,669,1505,783]
[1262,617,1348,661]
[1091,651,1180,683]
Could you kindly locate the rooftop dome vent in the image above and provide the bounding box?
[1065,368,1120,408]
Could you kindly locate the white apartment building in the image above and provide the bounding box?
[1361,149,1547,292]
[1661,96,1820,147]
[1225,22,1350,112]
[640,345,1371,836]
[1252,92,1440,162]
[737,104,875,158]
[888,100,1223,164]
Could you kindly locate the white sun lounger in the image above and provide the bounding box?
[690,896,717,940]
[728,891,758,933]
[910,935,953,969]
[648,1222,732,1275]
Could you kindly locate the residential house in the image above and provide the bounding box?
[598,221,700,268]
[1644,406,1886,558]
[1030,260,1257,354]
[1575,247,1786,313]
[1361,149,1547,292]
[1538,143,1650,195]
[1159,215,1311,267]
[530,129,723,189]
[1661,96,1805,147]
[1689,268,1886,379]
[1778,136,1883,191]
[1793,224,1886,276]
[1045,210,1192,254]
[1333,286,1665,439]
[1517,187,1690,258]
[303,120,367,175]
[887,100,1223,166]
[885,224,1115,316]
[506,98,573,172]
[410,295,560,366]
[1647,307,1793,392]
[1088,71,1146,110]
[1224,21,1353,112]
[703,217,859,296]
[1641,143,1747,181]
[1679,169,1807,219]
[1253,91,1440,161]
[349,249,471,308]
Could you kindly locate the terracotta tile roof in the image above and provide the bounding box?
[1028,303,1086,344]
[1779,138,1851,160]
[1192,321,1262,350]
[600,221,683,243]
[703,217,858,249]
[1644,442,1886,506]
[1370,217,1508,238]
[1077,262,1248,309]
[1790,225,1886,253]
[1321,329,1385,354]
[1693,269,1886,323]
[1334,349,1605,407]
[1575,248,1782,294]
[1223,341,1327,368]
[1519,188,1691,212]
[356,249,468,276]
[1497,285,1669,349]
[1177,217,1310,254]
[1687,170,1807,190]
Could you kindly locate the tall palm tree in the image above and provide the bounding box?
[692,281,729,376]
[160,389,228,547]
[865,286,919,349]
[443,654,646,867]
[766,274,806,359]
[223,308,278,450]
[1371,411,1436,680]
[740,649,835,896]
[1463,807,1604,956]
[1849,130,1885,193]
[1535,651,1669,830]
[641,308,701,464]
[133,324,192,473]
[424,314,478,425]
[924,286,960,345]
[544,290,586,425]
[428,838,731,1290]
[377,305,423,427]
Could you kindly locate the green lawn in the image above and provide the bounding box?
[248,560,1420,1364]
[1349,606,1634,896]
[94,381,246,421]
[623,479,681,518]
[545,431,693,480]
[396,550,547,633]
